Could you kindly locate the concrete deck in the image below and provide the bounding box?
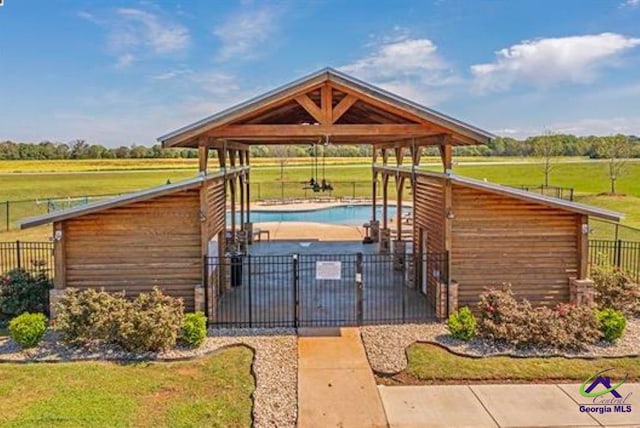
[254,221,364,241]
[379,383,640,427]
[298,327,388,428]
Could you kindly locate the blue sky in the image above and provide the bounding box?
[1,0,640,147]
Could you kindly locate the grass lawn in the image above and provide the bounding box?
[0,346,254,427]
[390,343,640,385]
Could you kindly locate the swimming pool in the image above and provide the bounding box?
[228,205,409,226]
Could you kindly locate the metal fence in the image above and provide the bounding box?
[589,239,640,282]
[207,251,448,328]
[249,180,384,203]
[0,241,54,276]
[512,184,575,201]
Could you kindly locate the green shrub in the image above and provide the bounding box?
[446,307,477,340]
[181,312,208,347]
[9,312,48,348]
[54,288,184,352]
[117,289,184,352]
[54,289,128,346]
[0,267,52,320]
[591,265,640,316]
[478,285,601,350]
[597,308,627,342]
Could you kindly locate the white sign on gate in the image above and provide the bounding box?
[315,261,342,280]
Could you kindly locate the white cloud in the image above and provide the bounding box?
[471,33,640,93]
[621,0,640,7]
[80,8,190,67]
[340,33,458,105]
[213,6,279,62]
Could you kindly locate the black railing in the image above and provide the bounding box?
[589,239,640,282]
[207,251,447,328]
[512,184,574,201]
[0,241,54,276]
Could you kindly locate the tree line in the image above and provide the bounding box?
[0,134,638,160]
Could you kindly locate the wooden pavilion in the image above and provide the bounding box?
[21,68,623,322]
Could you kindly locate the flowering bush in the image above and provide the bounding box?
[55,288,184,352]
[591,265,640,316]
[478,284,601,350]
[446,307,477,340]
[0,267,52,320]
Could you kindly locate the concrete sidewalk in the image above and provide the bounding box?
[379,383,640,427]
[297,327,387,428]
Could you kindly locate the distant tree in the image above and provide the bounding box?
[595,134,632,194]
[69,139,89,159]
[271,145,293,181]
[113,146,130,159]
[531,133,562,186]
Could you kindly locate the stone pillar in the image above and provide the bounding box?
[570,278,595,306]
[393,240,406,271]
[370,220,380,243]
[244,222,254,245]
[405,255,415,289]
[435,281,459,320]
[48,288,67,319]
[194,285,205,313]
[378,228,391,254]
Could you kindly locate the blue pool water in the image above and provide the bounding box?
[228,205,408,226]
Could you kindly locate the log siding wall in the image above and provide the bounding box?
[62,189,202,310]
[451,184,579,308]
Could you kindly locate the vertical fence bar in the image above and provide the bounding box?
[15,240,21,269]
[248,255,252,328]
[356,252,363,325]
[5,201,9,231]
[293,254,299,329]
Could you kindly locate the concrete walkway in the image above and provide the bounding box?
[379,383,640,427]
[297,327,388,428]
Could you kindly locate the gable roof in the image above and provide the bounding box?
[20,170,233,229]
[158,67,495,147]
[417,171,623,222]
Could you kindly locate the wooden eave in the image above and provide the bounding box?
[158,68,494,148]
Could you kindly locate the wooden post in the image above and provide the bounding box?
[439,135,453,174]
[198,138,208,174]
[396,176,404,239]
[216,146,227,170]
[321,84,332,124]
[443,178,453,290]
[382,173,389,229]
[577,214,589,279]
[395,147,404,167]
[372,170,377,222]
[229,179,236,245]
[245,151,251,223]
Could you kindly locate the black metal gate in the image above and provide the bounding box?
[207,252,447,328]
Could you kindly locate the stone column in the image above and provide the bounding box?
[393,240,406,271]
[378,228,391,254]
[194,285,205,313]
[370,220,380,243]
[570,278,595,306]
[448,281,459,315]
[244,222,254,245]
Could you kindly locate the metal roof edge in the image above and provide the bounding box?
[19,171,228,229]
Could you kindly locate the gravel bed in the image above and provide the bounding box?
[361,319,640,375]
[0,328,298,428]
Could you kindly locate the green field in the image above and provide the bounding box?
[0,346,254,427]
[1,158,640,240]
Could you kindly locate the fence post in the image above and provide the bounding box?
[293,254,299,329]
[15,240,21,269]
[352,182,356,198]
[5,201,9,231]
[615,239,623,269]
[248,255,252,328]
[203,256,210,321]
[356,253,363,326]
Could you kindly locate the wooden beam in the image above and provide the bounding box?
[439,135,453,173]
[207,139,250,152]
[228,149,237,168]
[372,169,377,222]
[331,94,358,123]
[394,147,405,166]
[443,178,453,285]
[321,84,332,124]
[294,94,323,124]
[209,124,435,138]
[198,138,208,173]
[577,214,589,279]
[411,145,422,166]
[216,146,226,169]
[381,148,389,165]
[382,173,390,229]
[396,176,405,239]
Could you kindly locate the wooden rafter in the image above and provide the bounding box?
[321,84,332,124]
[294,94,323,123]
[331,94,358,123]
